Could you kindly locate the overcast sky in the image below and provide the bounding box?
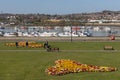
[0,0,120,14]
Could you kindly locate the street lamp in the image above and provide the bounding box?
[67,20,73,42]
[71,25,72,42]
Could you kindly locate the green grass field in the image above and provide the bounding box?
[0,41,120,80]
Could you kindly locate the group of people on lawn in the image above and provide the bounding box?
[15,40,50,49]
[15,40,58,52]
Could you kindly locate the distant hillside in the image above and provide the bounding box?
[1,10,120,26]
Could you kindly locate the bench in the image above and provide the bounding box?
[104,46,114,50]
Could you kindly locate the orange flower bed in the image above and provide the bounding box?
[5,41,43,48]
[18,41,26,47]
[45,59,117,76]
[28,44,43,48]
[5,43,15,46]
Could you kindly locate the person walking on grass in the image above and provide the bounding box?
[15,41,18,48]
[44,40,48,48]
[26,41,28,47]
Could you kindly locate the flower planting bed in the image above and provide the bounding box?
[5,41,43,48]
[45,59,117,76]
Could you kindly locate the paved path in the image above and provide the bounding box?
[0,50,120,52]
[0,37,120,42]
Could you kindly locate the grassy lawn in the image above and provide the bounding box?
[0,41,120,80]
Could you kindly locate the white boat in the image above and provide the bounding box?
[17,32,23,37]
[39,32,53,37]
[58,31,78,37]
[22,32,31,37]
[58,33,69,37]
[3,32,16,37]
